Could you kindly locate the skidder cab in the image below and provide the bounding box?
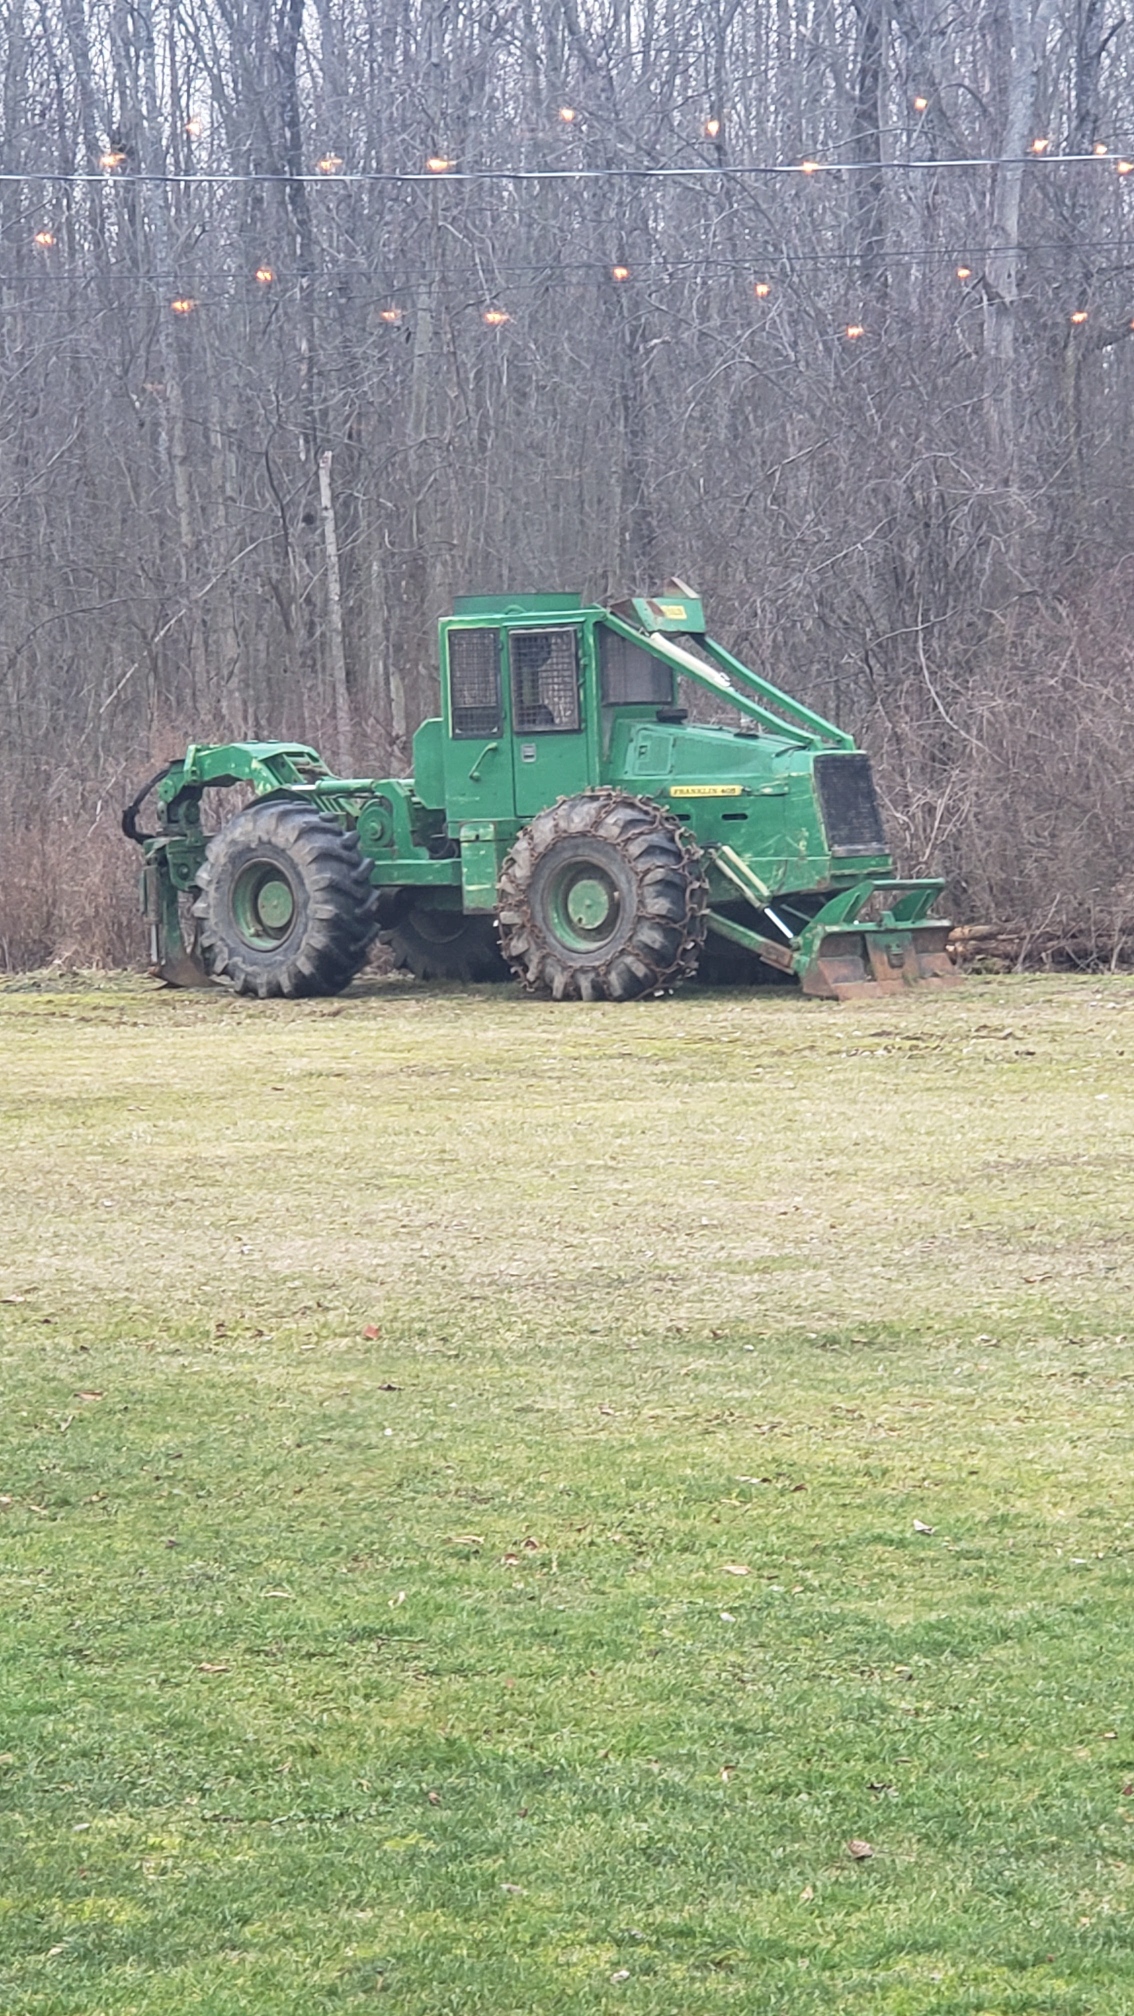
[124,581,955,1001]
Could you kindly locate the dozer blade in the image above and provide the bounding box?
[799,923,957,1001]
[153,947,212,988]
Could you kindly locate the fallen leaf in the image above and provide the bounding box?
[719,1611,736,1623]
[501,1882,524,1894]
[1121,1782,1134,1796]
[427,1789,441,1806]
[362,1325,381,1340]
[521,1536,541,1552]
[722,1563,750,1576]
[47,1944,66,1958]
[263,1588,293,1598]
[198,1662,230,1674]
[389,1590,406,1607]
[846,1838,874,1860]
[74,1391,104,1402]
[0,1496,12,1509]
[501,1551,520,1565]
[913,1519,935,1535]
[800,1884,814,1902]
[610,1969,630,1983]
[598,1404,615,1416]
[449,1534,484,1547]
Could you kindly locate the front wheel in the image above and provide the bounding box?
[497,790,708,1001]
[192,801,378,998]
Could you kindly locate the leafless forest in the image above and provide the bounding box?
[3,0,1134,969]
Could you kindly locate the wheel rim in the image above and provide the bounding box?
[546,861,621,951]
[230,860,297,947]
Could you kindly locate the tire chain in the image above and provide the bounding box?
[497,788,710,1000]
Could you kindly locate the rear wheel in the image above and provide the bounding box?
[193,801,378,998]
[385,900,509,982]
[497,790,708,1001]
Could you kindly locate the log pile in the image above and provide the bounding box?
[948,921,1134,972]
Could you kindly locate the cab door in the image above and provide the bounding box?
[508,624,592,819]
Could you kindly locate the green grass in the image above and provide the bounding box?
[1,969,1132,2014]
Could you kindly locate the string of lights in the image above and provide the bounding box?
[5,259,1130,339]
[9,143,1134,336]
[2,145,1134,186]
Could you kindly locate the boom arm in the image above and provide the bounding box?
[602,614,853,747]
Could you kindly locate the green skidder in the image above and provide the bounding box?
[123,582,954,1002]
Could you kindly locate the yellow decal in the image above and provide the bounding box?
[658,602,687,619]
[669,783,744,798]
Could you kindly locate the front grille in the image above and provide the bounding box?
[814,753,887,854]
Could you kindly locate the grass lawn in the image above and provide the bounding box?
[0,968,1132,2014]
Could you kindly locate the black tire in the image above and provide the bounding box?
[497,789,708,1002]
[384,901,509,983]
[192,800,379,998]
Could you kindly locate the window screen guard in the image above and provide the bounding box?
[510,627,581,733]
[448,627,502,738]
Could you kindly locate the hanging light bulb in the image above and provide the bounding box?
[1070,309,1089,324]
[955,265,972,280]
[33,230,56,249]
[170,297,196,315]
[845,323,865,339]
[1094,142,1109,156]
[611,264,630,282]
[800,159,821,174]
[1117,160,1134,175]
[98,149,126,171]
[316,154,344,175]
[704,117,721,139]
[255,265,274,285]
[483,308,510,326]
[426,156,454,174]
[558,107,576,124]
[753,281,771,298]
[379,307,403,324]
[1031,136,1050,154]
[913,95,928,112]
[185,117,202,138]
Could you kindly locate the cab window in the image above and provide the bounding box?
[598,625,675,705]
[448,627,502,737]
[510,628,581,732]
